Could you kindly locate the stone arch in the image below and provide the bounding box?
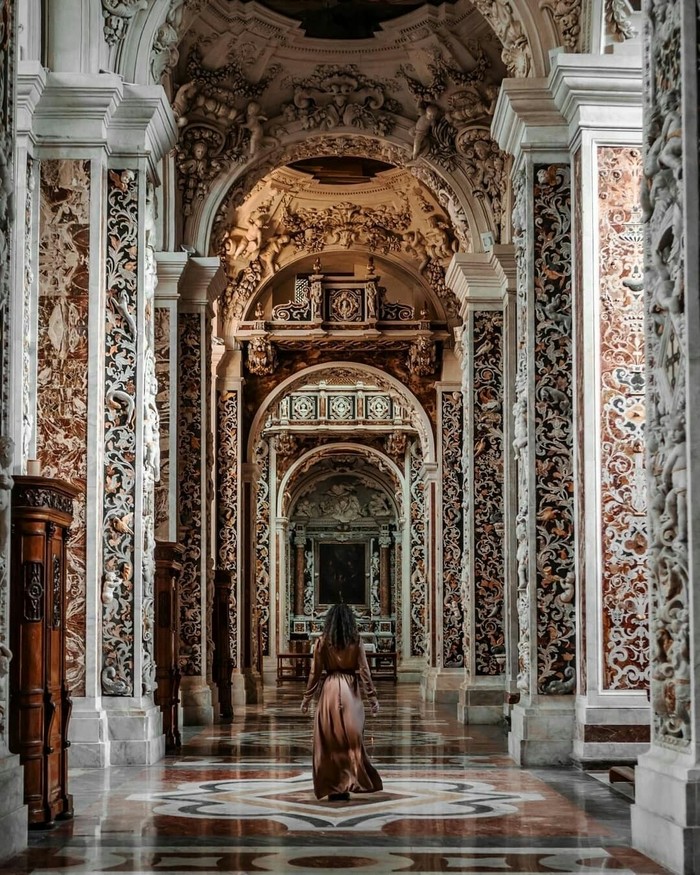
[247,361,437,464]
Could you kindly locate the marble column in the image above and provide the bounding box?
[294,529,306,617]
[630,1,700,870]
[493,83,576,764]
[379,532,391,617]
[446,253,512,724]
[549,54,650,766]
[216,341,244,705]
[0,0,27,860]
[178,258,224,724]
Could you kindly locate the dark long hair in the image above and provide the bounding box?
[323,603,359,650]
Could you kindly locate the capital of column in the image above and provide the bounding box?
[179,257,227,312]
[24,72,177,171]
[491,78,568,165]
[155,252,188,304]
[549,53,643,142]
[445,253,508,315]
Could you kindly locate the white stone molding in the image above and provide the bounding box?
[44,0,106,74]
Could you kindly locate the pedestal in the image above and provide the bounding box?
[0,754,27,862]
[104,699,165,765]
[179,675,214,726]
[508,699,575,766]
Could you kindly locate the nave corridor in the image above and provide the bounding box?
[0,686,668,875]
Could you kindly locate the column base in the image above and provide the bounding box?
[232,671,247,707]
[67,698,111,768]
[262,656,277,688]
[571,699,650,767]
[398,657,425,684]
[179,676,214,725]
[104,699,165,765]
[244,670,264,704]
[458,679,505,724]
[631,749,700,874]
[0,754,26,863]
[508,698,575,766]
[421,668,462,704]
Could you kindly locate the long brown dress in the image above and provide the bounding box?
[302,636,383,799]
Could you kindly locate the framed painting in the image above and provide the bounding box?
[317,541,368,606]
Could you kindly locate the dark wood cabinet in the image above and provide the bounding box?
[154,541,184,751]
[9,476,78,828]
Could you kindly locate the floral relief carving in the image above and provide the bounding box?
[254,439,271,662]
[473,312,505,676]
[533,164,575,695]
[218,390,239,668]
[409,439,428,658]
[512,168,530,694]
[469,0,531,76]
[441,391,464,668]
[643,0,690,749]
[597,147,649,691]
[102,0,149,48]
[154,307,171,539]
[37,159,91,697]
[102,169,139,696]
[178,312,204,676]
[540,0,582,50]
[22,158,37,465]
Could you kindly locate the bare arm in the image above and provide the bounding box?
[358,641,379,715]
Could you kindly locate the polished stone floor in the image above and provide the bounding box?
[1,684,669,874]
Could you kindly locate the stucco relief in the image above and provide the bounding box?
[178,312,204,676]
[597,146,649,691]
[102,0,148,48]
[540,0,582,50]
[473,312,505,676]
[533,163,575,695]
[409,439,428,658]
[154,307,171,539]
[22,158,37,465]
[37,159,91,697]
[469,0,531,76]
[441,391,464,668]
[605,0,636,42]
[643,0,690,749]
[218,389,239,669]
[102,168,139,696]
[511,168,530,694]
[253,438,271,662]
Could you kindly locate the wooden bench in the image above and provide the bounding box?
[276,651,398,684]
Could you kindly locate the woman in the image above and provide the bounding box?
[300,603,382,801]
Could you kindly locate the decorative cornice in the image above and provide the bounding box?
[155,251,189,302]
[16,61,47,138]
[30,72,124,146]
[445,252,508,313]
[491,77,567,161]
[179,256,227,308]
[107,82,178,171]
[548,52,643,138]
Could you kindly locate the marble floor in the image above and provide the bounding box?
[1,685,669,874]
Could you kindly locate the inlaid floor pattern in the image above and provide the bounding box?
[2,685,669,874]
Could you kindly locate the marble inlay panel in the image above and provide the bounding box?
[253,438,271,660]
[178,312,204,676]
[37,158,91,697]
[102,169,139,696]
[533,164,576,695]
[473,312,505,676]
[218,389,238,668]
[409,439,427,658]
[441,391,463,668]
[154,306,171,540]
[597,146,649,692]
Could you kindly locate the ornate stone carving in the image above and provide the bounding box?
[253,439,271,662]
[470,0,531,77]
[472,312,505,675]
[178,312,205,677]
[246,335,277,376]
[22,159,36,465]
[456,130,509,240]
[540,0,582,50]
[220,259,263,328]
[274,431,298,459]
[605,0,636,42]
[102,0,149,48]
[441,391,464,668]
[407,335,436,377]
[385,431,407,460]
[102,169,139,697]
[281,66,401,136]
[643,0,690,749]
[217,390,238,669]
[409,440,428,657]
